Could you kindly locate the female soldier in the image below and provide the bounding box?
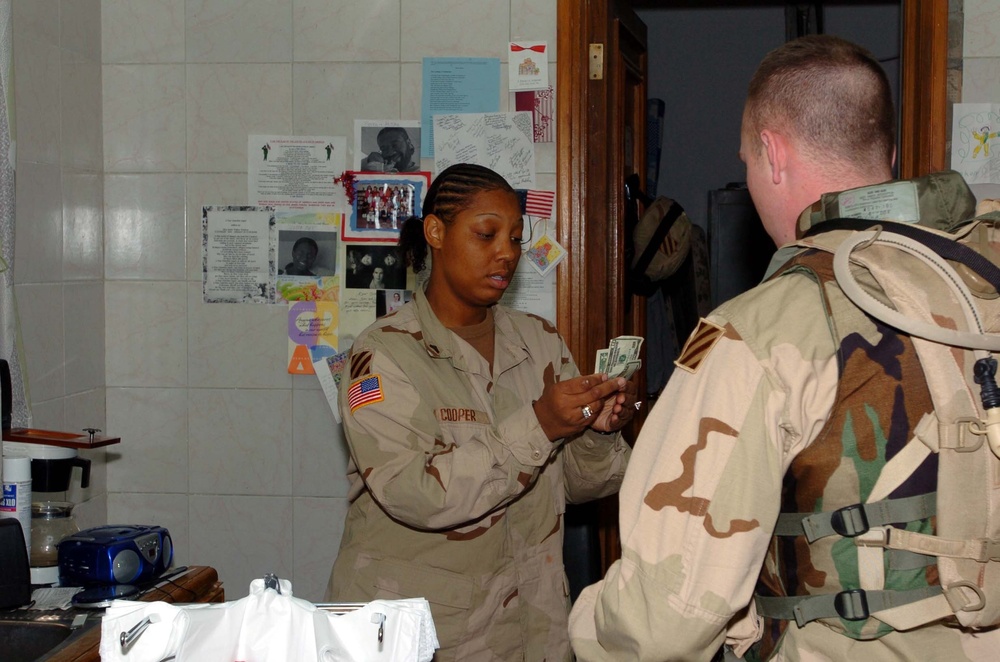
[327,163,635,661]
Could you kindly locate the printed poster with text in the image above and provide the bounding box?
[421,58,500,158]
[249,135,349,211]
[287,295,339,376]
[202,206,276,304]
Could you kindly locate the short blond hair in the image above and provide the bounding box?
[744,35,895,174]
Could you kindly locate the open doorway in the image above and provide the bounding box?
[636,3,900,227]
[556,0,948,347]
[635,2,902,306]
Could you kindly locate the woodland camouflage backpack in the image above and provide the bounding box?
[767,171,1000,634]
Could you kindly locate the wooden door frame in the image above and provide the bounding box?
[555,1,649,382]
[899,0,949,177]
[556,0,949,360]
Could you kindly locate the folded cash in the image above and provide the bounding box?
[595,335,643,379]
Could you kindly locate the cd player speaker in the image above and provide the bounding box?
[112,548,141,583]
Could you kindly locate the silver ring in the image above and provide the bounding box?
[581,405,594,419]
[634,401,642,411]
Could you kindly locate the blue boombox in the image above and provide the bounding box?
[58,524,172,586]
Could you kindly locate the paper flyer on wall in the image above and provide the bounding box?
[421,57,501,158]
[523,229,566,277]
[274,211,341,304]
[432,111,536,188]
[203,206,343,305]
[508,41,549,91]
[313,350,349,423]
[287,298,339,375]
[249,135,349,211]
[951,103,1000,185]
[202,206,277,304]
[514,87,555,143]
[500,247,557,323]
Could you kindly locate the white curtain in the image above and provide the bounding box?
[0,0,31,427]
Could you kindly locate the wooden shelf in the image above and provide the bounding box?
[2,428,121,449]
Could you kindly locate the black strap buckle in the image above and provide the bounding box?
[830,503,869,537]
[834,589,870,621]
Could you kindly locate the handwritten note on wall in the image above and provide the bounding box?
[432,111,536,188]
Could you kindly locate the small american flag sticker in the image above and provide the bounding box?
[675,319,725,374]
[348,374,384,413]
[516,189,556,219]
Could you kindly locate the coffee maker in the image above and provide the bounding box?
[3,431,119,584]
[1,360,120,584]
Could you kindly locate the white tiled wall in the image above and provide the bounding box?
[14,0,992,605]
[963,0,1000,201]
[11,0,107,533]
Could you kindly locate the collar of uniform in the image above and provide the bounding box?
[412,285,459,360]
[491,305,530,376]
[761,244,803,281]
[412,285,530,373]
[794,169,977,238]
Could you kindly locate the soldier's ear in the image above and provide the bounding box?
[760,129,787,185]
[425,214,445,249]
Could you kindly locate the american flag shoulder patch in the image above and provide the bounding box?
[675,318,725,374]
[348,374,384,413]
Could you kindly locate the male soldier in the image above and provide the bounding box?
[569,35,1000,660]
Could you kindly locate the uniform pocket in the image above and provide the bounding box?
[367,554,474,609]
[363,554,475,651]
[437,419,490,450]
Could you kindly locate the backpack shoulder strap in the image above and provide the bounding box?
[804,218,1000,291]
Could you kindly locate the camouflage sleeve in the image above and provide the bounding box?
[559,338,631,503]
[340,336,559,531]
[562,428,630,504]
[569,274,838,661]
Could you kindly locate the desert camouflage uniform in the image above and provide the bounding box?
[569,175,1000,661]
[327,286,629,662]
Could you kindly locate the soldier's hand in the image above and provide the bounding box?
[590,377,638,433]
[533,374,627,441]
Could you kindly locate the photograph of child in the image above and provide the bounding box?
[277,230,336,277]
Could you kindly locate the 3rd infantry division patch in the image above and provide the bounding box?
[350,349,373,380]
[675,318,725,374]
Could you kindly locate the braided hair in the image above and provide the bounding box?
[398,164,516,273]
